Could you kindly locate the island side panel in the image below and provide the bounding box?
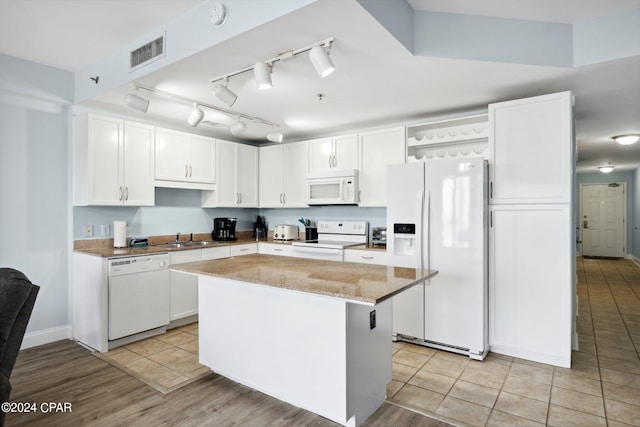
[198,275,349,425]
[346,299,392,426]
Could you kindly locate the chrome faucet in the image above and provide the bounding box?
[175,232,181,243]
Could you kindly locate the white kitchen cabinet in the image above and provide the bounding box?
[487,91,575,368]
[258,243,293,257]
[489,91,573,205]
[73,114,155,206]
[230,243,258,256]
[489,204,573,367]
[203,140,257,207]
[259,141,309,207]
[344,249,387,265]
[358,126,406,207]
[308,134,358,173]
[201,246,231,260]
[169,250,201,321]
[155,127,215,189]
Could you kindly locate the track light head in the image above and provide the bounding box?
[309,44,335,78]
[124,91,150,113]
[213,79,238,107]
[229,121,246,135]
[254,62,272,90]
[267,132,283,143]
[187,103,205,127]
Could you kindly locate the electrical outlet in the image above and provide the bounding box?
[83,225,93,237]
[101,224,110,236]
[369,310,376,330]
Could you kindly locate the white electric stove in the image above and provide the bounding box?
[292,220,368,261]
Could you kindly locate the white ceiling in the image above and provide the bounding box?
[0,0,639,173]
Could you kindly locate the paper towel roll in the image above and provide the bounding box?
[113,221,127,248]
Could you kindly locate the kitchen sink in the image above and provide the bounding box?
[185,241,220,246]
[153,242,190,249]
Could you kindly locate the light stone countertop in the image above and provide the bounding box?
[171,253,437,305]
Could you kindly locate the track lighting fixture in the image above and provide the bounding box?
[124,87,150,113]
[229,121,246,135]
[209,37,335,95]
[213,78,237,107]
[127,84,280,138]
[187,103,205,127]
[309,44,335,78]
[612,134,639,145]
[253,62,273,90]
[267,132,283,143]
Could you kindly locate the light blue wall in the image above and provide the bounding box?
[0,55,74,334]
[634,167,640,257]
[576,171,636,257]
[75,187,386,240]
[413,11,573,67]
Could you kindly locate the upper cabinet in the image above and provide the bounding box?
[155,127,215,190]
[259,141,309,208]
[489,92,573,205]
[308,134,358,173]
[73,113,155,206]
[358,126,406,207]
[203,140,258,208]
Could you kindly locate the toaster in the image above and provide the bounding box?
[274,225,299,241]
[371,227,387,245]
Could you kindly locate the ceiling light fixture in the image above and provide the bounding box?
[210,37,336,90]
[267,132,283,143]
[612,134,639,145]
[213,78,238,107]
[130,84,280,133]
[309,43,335,78]
[229,121,246,135]
[253,62,273,90]
[187,103,205,127]
[598,162,615,173]
[124,86,150,113]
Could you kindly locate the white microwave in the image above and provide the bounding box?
[305,170,359,205]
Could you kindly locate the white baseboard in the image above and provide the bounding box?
[627,254,640,267]
[21,325,72,350]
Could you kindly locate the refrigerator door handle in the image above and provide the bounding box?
[424,190,430,270]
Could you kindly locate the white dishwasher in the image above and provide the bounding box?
[108,253,170,340]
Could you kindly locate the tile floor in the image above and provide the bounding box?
[387,257,640,426]
[98,322,209,393]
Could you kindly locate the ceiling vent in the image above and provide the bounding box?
[129,34,165,71]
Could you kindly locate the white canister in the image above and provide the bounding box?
[113,221,127,248]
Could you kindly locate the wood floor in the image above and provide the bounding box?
[7,340,451,426]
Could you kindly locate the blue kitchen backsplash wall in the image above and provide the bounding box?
[73,187,386,239]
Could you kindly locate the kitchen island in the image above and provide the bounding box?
[171,254,437,427]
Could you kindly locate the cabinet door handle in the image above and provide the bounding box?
[239,248,248,252]
[119,187,123,201]
[358,189,361,204]
[361,255,374,260]
[490,181,493,199]
[328,156,332,169]
[189,165,193,178]
[185,165,189,178]
[124,187,128,201]
[333,155,337,168]
[490,210,493,228]
[282,193,286,204]
[274,248,283,252]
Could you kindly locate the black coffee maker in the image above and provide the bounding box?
[212,217,237,241]
[253,215,266,240]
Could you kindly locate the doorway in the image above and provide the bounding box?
[579,183,626,258]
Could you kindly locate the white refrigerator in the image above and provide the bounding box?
[387,157,488,359]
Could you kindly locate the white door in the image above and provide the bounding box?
[581,184,625,258]
[238,144,258,207]
[188,135,215,183]
[216,140,239,206]
[123,121,155,206]
[259,145,284,207]
[283,141,310,207]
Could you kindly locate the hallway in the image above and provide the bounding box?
[387,257,640,426]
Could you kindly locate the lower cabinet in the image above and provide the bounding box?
[169,250,202,321]
[489,204,573,367]
[344,249,387,265]
[230,243,258,256]
[258,243,293,257]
